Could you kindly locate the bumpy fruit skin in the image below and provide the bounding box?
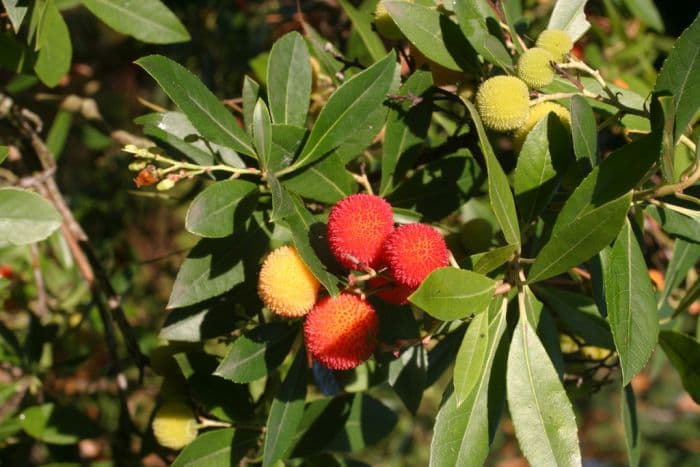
[513,101,571,150]
[152,401,198,450]
[304,293,379,370]
[368,276,414,305]
[475,76,530,132]
[536,29,573,62]
[258,246,321,318]
[374,2,404,40]
[383,223,450,288]
[517,47,555,89]
[327,194,394,270]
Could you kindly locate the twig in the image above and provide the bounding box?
[29,243,48,319]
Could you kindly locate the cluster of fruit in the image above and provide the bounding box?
[258,193,450,370]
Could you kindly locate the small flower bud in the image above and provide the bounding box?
[128,161,147,171]
[156,178,176,191]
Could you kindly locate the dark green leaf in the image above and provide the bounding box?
[34,0,72,87]
[82,0,190,44]
[409,267,496,321]
[605,219,659,386]
[2,0,28,33]
[327,394,398,453]
[388,345,427,413]
[654,13,700,142]
[651,94,677,182]
[0,188,62,245]
[379,70,433,197]
[185,180,258,238]
[622,384,641,467]
[430,299,508,467]
[282,153,355,204]
[267,32,312,127]
[291,397,351,457]
[622,0,663,31]
[172,428,258,467]
[215,323,297,383]
[528,132,661,282]
[253,99,273,168]
[453,310,489,406]
[160,300,241,342]
[303,24,342,86]
[269,124,307,173]
[242,76,260,136]
[19,403,100,445]
[463,99,521,249]
[659,238,700,307]
[454,0,513,70]
[570,94,597,173]
[267,172,295,222]
[473,244,517,275]
[659,330,700,404]
[547,0,590,41]
[264,350,308,466]
[46,109,72,159]
[0,146,8,165]
[293,51,398,170]
[646,203,700,243]
[338,0,386,63]
[135,55,254,157]
[507,311,582,467]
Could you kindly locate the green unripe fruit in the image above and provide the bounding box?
[536,29,573,62]
[374,3,404,40]
[517,47,555,89]
[152,401,198,450]
[513,102,571,150]
[475,76,530,132]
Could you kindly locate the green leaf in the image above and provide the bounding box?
[2,0,28,33]
[654,13,699,142]
[473,244,518,275]
[0,188,62,245]
[646,204,700,242]
[282,153,355,204]
[327,394,398,453]
[462,98,521,249]
[284,196,339,295]
[160,301,240,342]
[167,217,267,308]
[338,0,386,63]
[135,55,255,157]
[659,238,700,307]
[622,385,641,467]
[267,173,295,222]
[185,180,258,238]
[658,330,700,404]
[269,124,308,174]
[605,219,659,386]
[384,1,477,72]
[19,403,99,445]
[263,350,308,466]
[547,0,590,41]
[215,323,297,383]
[267,32,312,127]
[242,76,260,135]
[293,51,398,170]
[379,70,433,197]
[388,345,427,414]
[46,109,72,159]
[507,311,582,467]
[453,311,489,406]
[570,94,597,173]
[172,428,259,467]
[82,0,190,44]
[0,146,8,165]
[622,0,663,32]
[528,132,661,283]
[430,299,508,467]
[409,267,496,321]
[454,0,513,70]
[253,99,273,169]
[34,0,72,87]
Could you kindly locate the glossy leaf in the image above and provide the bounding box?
[172,428,258,467]
[82,0,190,44]
[547,0,590,41]
[294,51,398,170]
[185,180,258,238]
[658,330,700,404]
[645,204,700,243]
[282,153,355,204]
[388,345,427,414]
[409,267,496,321]
[267,32,312,127]
[267,172,295,222]
[135,55,255,156]
[605,219,659,386]
[654,13,700,142]
[253,99,272,168]
[215,323,297,383]
[463,98,521,249]
[327,394,398,453]
[19,403,99,445]
[242,76,260,135]
[454,0,513,70]
[570,94,597,173]
[507,311,582,467]
[528,132,661,283]
[0,188,62,245]
[473,244,518,275]
[338,0,386,63]
[453,311,489,406]
[34,0,72,87]
[263,350,308,466]
[622,385,641,467]
[160,301,240,342]
[269,124,308,173]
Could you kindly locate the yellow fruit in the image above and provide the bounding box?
[513,101,571,150]
[374,3,404,40]
[475,76,530,132]
[559,334,579,354]
[517,47,555,89]
[580,345,611,361]
[310,57,321,94]
[536,29,573,62]
[152,402,198,450]
[410,45,465,86]
[258,246,321,318]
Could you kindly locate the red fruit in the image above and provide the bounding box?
[383,223,450,288]
[327,194,394,270]
[368,276,414,305]
[303,293,379,370]
[0,265,12,280]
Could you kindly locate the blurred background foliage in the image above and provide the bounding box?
[0,0,699,465]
